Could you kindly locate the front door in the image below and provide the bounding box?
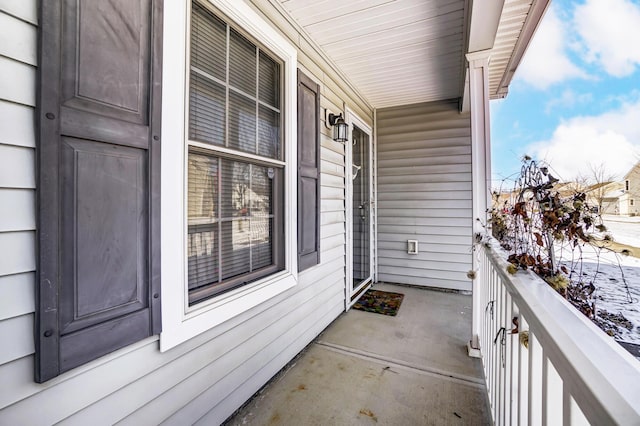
[348,116,373,306]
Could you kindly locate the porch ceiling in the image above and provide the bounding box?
[277,0,468,108]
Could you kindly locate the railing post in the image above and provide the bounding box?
[466,49,492,356]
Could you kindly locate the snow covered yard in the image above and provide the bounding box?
[570,246,640,344]
[602,215,640,247]
[570,215,640,345]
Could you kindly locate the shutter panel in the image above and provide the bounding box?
[36,0,163,382]
[297,70,320,271]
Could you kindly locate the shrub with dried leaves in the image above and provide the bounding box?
[491,158,633,337]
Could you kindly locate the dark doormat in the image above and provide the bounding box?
[352,290,404,316]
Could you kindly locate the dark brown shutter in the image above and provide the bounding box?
[297,70,320,271]
[36,0,163,382]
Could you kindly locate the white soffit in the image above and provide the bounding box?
[488,0,549,99]
[277,0,467,108]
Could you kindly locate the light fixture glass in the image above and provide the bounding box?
[328,113,348,143]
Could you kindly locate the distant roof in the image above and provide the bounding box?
[624,162,640,180]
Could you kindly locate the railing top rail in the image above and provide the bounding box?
[483,241,640,424]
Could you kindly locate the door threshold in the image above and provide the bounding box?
[348,279,372,309]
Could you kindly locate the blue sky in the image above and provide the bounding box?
[491,0,640,189]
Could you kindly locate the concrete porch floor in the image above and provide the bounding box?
[225,283,491,425]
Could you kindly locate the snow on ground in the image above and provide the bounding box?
[602,214,640,248]
[565,245,640,344]
[557,216,640,344]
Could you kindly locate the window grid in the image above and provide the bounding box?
[189,3,281,160]
[187,1,283,304]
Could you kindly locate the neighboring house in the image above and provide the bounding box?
[582,182,623,214]
[584,181,624,215]
[0,0,548,423]
[620,162,640,215]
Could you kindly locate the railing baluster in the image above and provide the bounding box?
[510,299,519,426]
[544,356,562,425]
[493,267,500,414]
[563,386,571,426]
[498,277,506,426]
[519,315,529,426]
[529,332,543,426]
[542,351,548,426]
[488,266,497,410]
[503,291,513,426]
[569,395,589,426]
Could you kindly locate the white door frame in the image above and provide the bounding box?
[345,108,374,310]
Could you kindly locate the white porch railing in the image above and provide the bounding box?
[478,242,640,425]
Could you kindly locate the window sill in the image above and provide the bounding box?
[160,271,297,352]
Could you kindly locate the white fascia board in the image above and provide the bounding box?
[494,0,551,98]
[467,0,505,53]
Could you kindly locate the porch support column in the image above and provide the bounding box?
[466,49,492,357]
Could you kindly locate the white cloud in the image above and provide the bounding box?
[574,0,640,77]
[526,98,640,181]
[516,6,587,89]
[544,89,593,113]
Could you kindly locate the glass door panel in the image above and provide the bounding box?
[351,125,371,294]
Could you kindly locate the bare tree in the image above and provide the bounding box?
[562,174,589,196]
[584,163,617,214]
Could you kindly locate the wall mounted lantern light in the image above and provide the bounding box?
[328,112,348,143]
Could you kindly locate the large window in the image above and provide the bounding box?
[187,2,284,304]
[161,0,296,350]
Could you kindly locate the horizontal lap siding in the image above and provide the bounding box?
[376,100,472,291]
[0,1,367,424]
[0,5,41,422]
[0,6,38,408]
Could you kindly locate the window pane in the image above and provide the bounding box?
[188,153,218,221]
[251,164,273,217]
[259,52,279,107]
[229,29,256,96]
[221,219,251,280]
[188,224,218,289]
[189,71,225,146]
[250,165,274,272]
[258,106,280,160]
[191,3,226,81]
[220,159,250,219]
[252,218,273,270]
[188,153,219,289]
[229,91,256,154]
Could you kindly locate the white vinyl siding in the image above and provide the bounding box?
[0,2,38,392]
[376,100,472,291]
[0,1,369,424]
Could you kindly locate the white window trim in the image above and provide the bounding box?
[160,0,298,351]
